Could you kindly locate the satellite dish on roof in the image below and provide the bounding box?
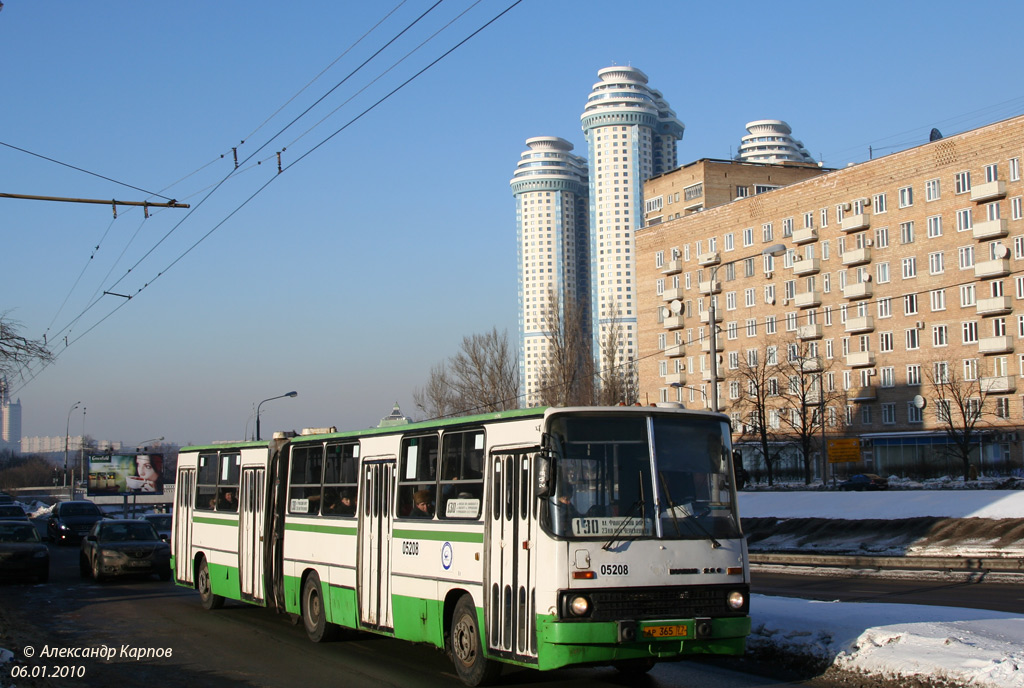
[929,128,943,142]
[996,243,1010,259]
[913,395,927,409]
[669,300,683,314]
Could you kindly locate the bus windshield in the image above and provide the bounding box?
[543,412,740,542]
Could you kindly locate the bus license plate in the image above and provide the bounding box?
[641,624,688,639]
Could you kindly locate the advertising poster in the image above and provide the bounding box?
[87,454,165,495]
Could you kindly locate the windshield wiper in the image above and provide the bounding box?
[658,470,721,549]
[603,471,646,551]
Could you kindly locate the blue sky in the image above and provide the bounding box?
[3,0,1024,446]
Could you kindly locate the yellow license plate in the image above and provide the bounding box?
[641,624,688,638]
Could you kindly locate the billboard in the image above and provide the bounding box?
[86,454,165,495]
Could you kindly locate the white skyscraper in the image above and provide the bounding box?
[735,119,815,164]
[511,137,590,407]
[0,377,21,453]
[580,66,683,392]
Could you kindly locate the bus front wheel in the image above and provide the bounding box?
[197,558,224,610]
[302,572,338,642]
[448,594,501,686]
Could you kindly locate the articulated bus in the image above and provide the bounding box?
[171,405,750,685]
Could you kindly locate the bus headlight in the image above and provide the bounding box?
[727,590,745,610]
[569,595,590,616]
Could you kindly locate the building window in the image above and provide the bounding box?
[899,221,915,244]
[876,262,890,284]
[904,293,919,315]
[1011,158,1021,182]
[907,364,922,385]
[955,171,972,195]
[881,366,895,388]
[898,186,913,208]
[985,163,999,183]
[956,208,973,232]
[902,256,917,279]
[861,405,873,425]
[928,252,944,275]
[906,328,920,350]
[875,226,889,248]
[881,403,896,425]
[879,331,894,352]
[907,403,923,423]
[1012,197,1023,221]
[873,193,887,213]
[961,284,976,307]
[959,245,975,269]
[927,215,943,238]
[925,178,940,201]
[762,223,773,242]
[962,321,978,344]
[933,325,948,347]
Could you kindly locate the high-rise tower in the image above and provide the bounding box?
[735,119,815,164]
[0,377,21,453]
[511,137,590,407]
[580,66,683,396]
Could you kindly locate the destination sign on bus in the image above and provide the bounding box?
[571,517,649,537]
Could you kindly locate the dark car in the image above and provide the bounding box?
[0,492,13,504]
[137,513,172,541]
[0,519,49,583]
[0,504,28,520]
[79,519,171,582]
[839,473,888,491]
[47,500,105,544]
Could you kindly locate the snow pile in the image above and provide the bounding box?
[751,595,1024,687]
[739,489,1024,520]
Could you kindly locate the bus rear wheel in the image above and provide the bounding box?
[448,594,501,686]
[197,558,224,610]
[302,572,338,642]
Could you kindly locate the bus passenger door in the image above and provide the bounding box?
[485,450,539,664]
[174,468,195,585]
[359,459,394,632]
[239,467,266,603]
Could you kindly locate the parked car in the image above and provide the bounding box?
[137,513,172,541]
[838,473,888,491]
[0,519,49,583]
[47,500,105,544]
[0,504,28,520]
[79,519,171,582]
[0,492,13,504]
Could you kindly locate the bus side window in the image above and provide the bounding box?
[322,442,359,516]
[195,453,219,511]
[288,445,324,515]
[398,434,438,518]
[438,430,484,520]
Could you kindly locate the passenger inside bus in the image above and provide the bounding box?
[410,489,434,519]
[218,489,237,511]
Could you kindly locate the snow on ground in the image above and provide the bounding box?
[739,489,1024,520]
[742,488,1024,687]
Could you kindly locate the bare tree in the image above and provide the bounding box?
[927,362,991,482]
[415,328,520,419]
[774,341,846,485]
[596,298,638,406]
[731,343,783,486]
[539,290,594,407]
[1,311,52,381]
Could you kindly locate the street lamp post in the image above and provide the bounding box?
[136,437,164,451]
[255,391,297,441]
[708,244,787,413]
[64,401,81,493]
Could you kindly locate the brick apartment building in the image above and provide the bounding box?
[637,115,1024,480]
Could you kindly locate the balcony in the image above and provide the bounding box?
[846,351,876,368]
[970,180,1007,203]
[698,280,721,295]
[697,252,721,267]
[793,257,820,276]
[797,323,823,341]
[843,281,873,300]
[792,228,818,245]
[663,315,686,330]
[974,258,1010,279]
[801,356,823,373]
[664,344,686,358]
[699,309,722,324]
[700,338,724,353]
[976,295,1013,316]
[845,316,875,334]
[972,218,1008,240]
[793,290,822,308]
[662,258,683,275]
[840,213,871,232]
[981,376,1016,394]
[701,368,724,382]
[850,386,877,401]
[841,246,872,267]
[978,336,1014,354]
[662,287,686,301]
[664,372,686,386]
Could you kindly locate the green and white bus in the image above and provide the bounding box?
[172,405,750,685]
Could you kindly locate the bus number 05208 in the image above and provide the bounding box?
[600,564,628,576]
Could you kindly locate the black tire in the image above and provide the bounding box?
[91,555,105,582]
[197,558,224,610]
[79,554,90,578]
[302,572,338,642]
[614,658,656,675]
[448,594,501,686]
[158,567,172,582]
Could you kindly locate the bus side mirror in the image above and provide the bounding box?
[534,453,553,498]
